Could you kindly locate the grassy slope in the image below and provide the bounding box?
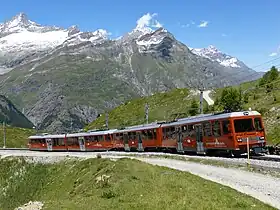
[0,157,275,210]
[86,88,204,129]
[0,126,35,148]
[88,78,280,144]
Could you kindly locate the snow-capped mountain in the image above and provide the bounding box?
[190,45,243,68]
[0,13,110,74]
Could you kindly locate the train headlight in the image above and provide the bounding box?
[259,137,265,140]
[237,139,242,142]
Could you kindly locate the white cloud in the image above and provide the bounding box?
[198,21,209,28]
[222,33,227,37]
[136,13,163,29]
[269,52,278,57]
[269,45,280,57]
[178,22,190,28]
[152,20,163,28]
[191,21,195,25]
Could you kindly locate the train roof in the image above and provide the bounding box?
[67,129,118,137]
[160,111,261,127]
[28,111,261,138]
[28,129,118,139]
[28,133,66,139]
[115,122,161,133]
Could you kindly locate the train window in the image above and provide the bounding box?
[67,137,79,146]
[53,139,58,146]
[222,120,230,134]
[234,119,254,133]
[128,132,136,140]
[58,138,65,146]
[212,121,221,137]
[119,133,123,141]
[153,129,157,139]
[97,135,104,142]
[181,125,188,138]
[86,136,95,142]
[188,124,195,137]
[254,118,263,131]
[163,128,168,139]
[105,135,111,141]
[114,133,119,141]
[141,130,147,139]
[203,122,212,137]
[147,129,154,140]
[166,126,176,138]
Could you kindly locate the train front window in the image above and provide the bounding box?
[234,119,255,133]
[254,118,263,131]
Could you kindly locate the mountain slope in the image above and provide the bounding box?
[0,95,34,128]
[0,13,263,133]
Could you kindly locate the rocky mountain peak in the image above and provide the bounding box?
[0,12,36,34]
[190,45,243,68]
[67,25,80,36]
[10,12,30,25]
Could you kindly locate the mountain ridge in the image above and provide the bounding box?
[0,95,34,129]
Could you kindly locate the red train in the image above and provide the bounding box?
[28,111,267,156]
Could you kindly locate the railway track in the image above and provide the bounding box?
[1,148,280,163]
[251,155,280,162]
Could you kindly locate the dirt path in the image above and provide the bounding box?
[137,157,280,209]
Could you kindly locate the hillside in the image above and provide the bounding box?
[0,13,262,133]
[86,88,201,129]
[0,157,274,210]
[88,74,280,145]
[0,126,35,148]
[0,95,34,129]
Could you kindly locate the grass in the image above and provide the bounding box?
[0,126,35,148]
[86,88,206,130]
[0,157,275,210]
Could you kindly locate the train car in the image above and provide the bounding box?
[158,110,266,155]
[78,129,117,151]
[28,130,118,151]
[113,123,162,152]
[28,133,67,151]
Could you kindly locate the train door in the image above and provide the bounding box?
[46,138,53,151]
[195,124,205,154]
[123,133,130,152]
[78,136,86,151]
[137,132,144,152]
[176,126,184,153]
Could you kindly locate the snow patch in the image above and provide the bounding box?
[136,36,163,46]
[0,30,68,52]
[191,45,241,68]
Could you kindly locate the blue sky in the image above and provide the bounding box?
[1,0,280,71]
